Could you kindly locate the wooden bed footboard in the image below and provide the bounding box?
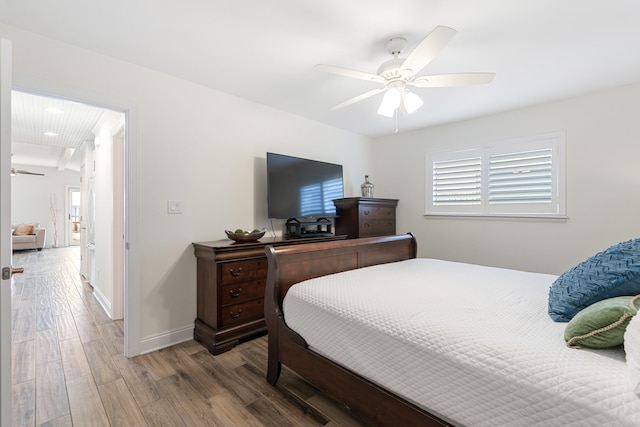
[264,234,453,427]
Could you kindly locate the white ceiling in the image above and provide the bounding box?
[11,91,107,171]
[1,0,640,147]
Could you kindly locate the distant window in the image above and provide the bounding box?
[426,132,566,218]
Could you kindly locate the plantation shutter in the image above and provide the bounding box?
[488,148,553,205]
[432,156,482,206]
[425,132,565,217]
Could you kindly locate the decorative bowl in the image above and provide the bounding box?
[225,229,266,242]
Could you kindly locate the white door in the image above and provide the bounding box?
[0,38,15,427]
[68,187,81,246]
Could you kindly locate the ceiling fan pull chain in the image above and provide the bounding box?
[394,109,399,133]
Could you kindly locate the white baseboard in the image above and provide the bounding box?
[138,325,194,355]
[92,285,113,319]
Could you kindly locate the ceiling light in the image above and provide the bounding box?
[43,131,59,136]
[402,90,424,114]
[45,107,64,114]
[377,87,401,118]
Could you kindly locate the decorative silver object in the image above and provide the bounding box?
[361,175,374,197]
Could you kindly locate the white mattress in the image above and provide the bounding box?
[283,258,640,426]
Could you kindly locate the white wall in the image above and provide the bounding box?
[1,24,373,353]
[11,164,80,247]
[91,111,125,319]
[373,83,640,275]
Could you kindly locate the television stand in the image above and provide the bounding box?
[285,218,333,238]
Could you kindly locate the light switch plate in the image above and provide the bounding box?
[167,200,182,214]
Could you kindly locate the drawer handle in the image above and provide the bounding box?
[230,308,242,319]
[229,267,242,277]
[363,210,371,215]
[229,288,242,298]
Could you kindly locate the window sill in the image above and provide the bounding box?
[424,213,568,222]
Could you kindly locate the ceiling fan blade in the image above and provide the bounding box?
[330,87,387,110]
[13,168,45,176]
[410,72,495,88]
[315,64,385,84]
[401,26,457,77]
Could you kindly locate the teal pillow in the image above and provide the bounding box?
[565,295,640,349]
[549,238,640,322]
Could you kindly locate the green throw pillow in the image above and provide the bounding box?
[565,295,640,349]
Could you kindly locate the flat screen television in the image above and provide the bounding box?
[267,152,344,219]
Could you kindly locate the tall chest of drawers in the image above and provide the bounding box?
[333,197,399,239]
[192,235,346,355]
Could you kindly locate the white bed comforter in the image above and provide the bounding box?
[282,258,640,426]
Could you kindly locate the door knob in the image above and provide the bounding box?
[1,266,24,280]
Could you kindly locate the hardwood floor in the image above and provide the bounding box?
[10,247,363,427]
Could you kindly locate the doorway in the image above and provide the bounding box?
[67,186,81,246]
[10,90,127,322]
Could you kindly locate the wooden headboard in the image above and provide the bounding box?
[264,233,417,309]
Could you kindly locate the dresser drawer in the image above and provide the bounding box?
[220,258,267,285]
[220,299,264,328]
[221,280,265,306]
[359,206,395,220]
[360,219,395,237]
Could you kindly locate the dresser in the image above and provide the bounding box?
[333,197,398,239]
[192,235,346,354]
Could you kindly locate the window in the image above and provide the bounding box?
[426,132,566,218]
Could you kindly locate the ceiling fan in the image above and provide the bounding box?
[11,167,45,177]
[316,26,495,117]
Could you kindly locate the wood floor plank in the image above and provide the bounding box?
[207,391,264,427]
[36,308,55,332]
[159,346,225,399]
[12,301,37,343]
[97,321,124,357]
[190,350,262,406]
[135,350,178,381]
[97,378,148,426]
[37,414,73,427]
[82,340,121,385]
[86,299,112,325]
[177,339,206,356]
[12,340,35,384]
[66,297,89,317]
[246,395,324,427]
[139,397,188,427]
[74,314,102,343]
[50,298,71,316]
[35,360,69,425]
[12,380,35,427]
[54,314,78,341]
[59,337,92,381]
[158,374,217,427]
[66,376,110,427]
[36,329,61,365]
[112,354,165,408]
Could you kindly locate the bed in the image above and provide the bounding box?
[264,234,640,426]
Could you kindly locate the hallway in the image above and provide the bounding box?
[10,247,362,426]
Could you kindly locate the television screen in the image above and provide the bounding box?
[267,152,344,219]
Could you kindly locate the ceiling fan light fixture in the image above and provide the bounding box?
[377,86,402,118]
[403,90,424,114]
